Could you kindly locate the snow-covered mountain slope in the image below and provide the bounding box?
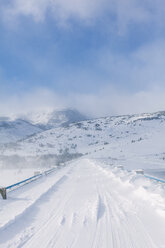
[1,112,165,247]
[1,110,165,171]
[20,109,87,129]
[0,159,165,248]
[0,118,42,144]
[47,109,87,128]
[0,109,87,145]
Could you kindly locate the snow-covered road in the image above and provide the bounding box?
[0,159,165,248]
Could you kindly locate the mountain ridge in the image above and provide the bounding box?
[0,109,88,144]
[1,109,165,171]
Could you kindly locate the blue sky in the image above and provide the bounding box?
[0,0,165,116]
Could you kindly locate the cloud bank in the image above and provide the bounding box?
[0,1,165,118]
[1,0,165,32]
[0,87,165,118]
[0,39,165,118]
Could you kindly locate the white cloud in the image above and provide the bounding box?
[1,39,165,118]
[1,86,165,118]
[0,88,66,117]
[1,0,108,25]
[1,0,165,32]
[66,87,165,117]
[97,40,165,90]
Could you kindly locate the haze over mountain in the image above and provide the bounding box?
[1,109,165,247]
[0,109,165,173]
[0,118,42,144]
[0,109,87,144]
[1,0,165,246]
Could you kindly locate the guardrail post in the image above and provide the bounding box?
[0,188,7,200]
[136,169,144,175]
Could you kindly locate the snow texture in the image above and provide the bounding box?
[0,110,165,247]
[0,159,165,248]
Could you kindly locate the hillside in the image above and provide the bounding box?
[19,109,87,129]
[1,111,165,248]
[0,118,42,144]
[1,111,165,172]
[0,109,87,145]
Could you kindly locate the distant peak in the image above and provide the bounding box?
[7,108,88,128]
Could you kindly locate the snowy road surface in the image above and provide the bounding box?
[0,159,165,248]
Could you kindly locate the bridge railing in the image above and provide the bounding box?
[0,167,57,200]
[144,174,165,184]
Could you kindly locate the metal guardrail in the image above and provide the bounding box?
[134,169,165,184]
[1,165,165,200]
[144,174,165,184]
[0,188,6,199]
[6,174,42,190]
[0,167,57,200]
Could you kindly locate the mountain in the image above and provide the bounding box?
[1,112,165,247]
[46,109,87,128]
[0,118,42,144]
[19,109,88,129]
[0,109,87,145]
[1,110,165,171]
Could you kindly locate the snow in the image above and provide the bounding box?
[0,109,87,145]
[0,158,165,248]
[0,168,45,187]
[1,111,165,172]
[1,111,165,247]
[17,109,87,127]
[0,119,42,144]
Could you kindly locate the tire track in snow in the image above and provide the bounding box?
[18,164,86,248]
[0,175,68,247]
[0,164,76,248]
[92,161,158,248]
[1,158,165,248]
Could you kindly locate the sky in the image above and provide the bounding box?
[0,0,165,117]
